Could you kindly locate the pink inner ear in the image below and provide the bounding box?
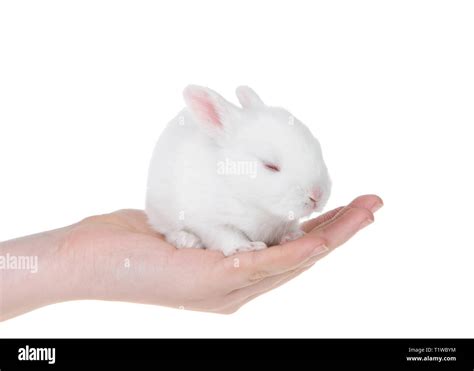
[192,94,222,127]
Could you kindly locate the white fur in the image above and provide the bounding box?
[146,85,331,256]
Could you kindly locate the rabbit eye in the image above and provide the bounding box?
[263,163,280,172]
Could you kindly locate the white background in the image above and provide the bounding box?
[1,0,473,337]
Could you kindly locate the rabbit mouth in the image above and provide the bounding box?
[303,198,326,214]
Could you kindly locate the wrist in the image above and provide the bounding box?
[59,217,132,303]
[0,225,78,320]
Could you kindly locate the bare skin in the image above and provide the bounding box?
[0,194,382,321]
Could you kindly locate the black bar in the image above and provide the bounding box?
[0,339,472,369]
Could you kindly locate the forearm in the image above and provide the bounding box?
[0,227,76,321]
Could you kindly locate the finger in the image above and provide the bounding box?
[255,206,373,276]
[215,198,379,291]
[218,206,372,290]
[302,194,383,232]
[301,206,343,233]
[226,253,320,300]
[219,262,316,313]
[307,205,374,246]
[347,194,384,212]
[218,235,327,288]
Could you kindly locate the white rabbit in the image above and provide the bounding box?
[146,85,331,256]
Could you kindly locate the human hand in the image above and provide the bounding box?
[60,194,382,314]
[0,194,382,320]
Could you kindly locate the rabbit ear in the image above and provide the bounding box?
[236,86,264,109]
[183,85,239,135]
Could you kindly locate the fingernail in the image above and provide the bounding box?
[359,218,373,230]
[311,244,329,257]
[370,201,384,213]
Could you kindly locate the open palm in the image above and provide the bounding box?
[65,194,382,314]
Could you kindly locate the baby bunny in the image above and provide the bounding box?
[146,85,331,256]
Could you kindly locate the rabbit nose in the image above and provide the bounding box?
[309,188,322,201]
[308,188,322,207]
